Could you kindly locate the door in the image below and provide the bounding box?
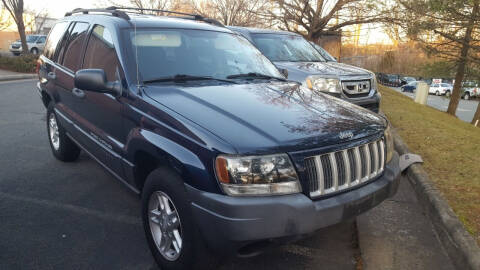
[38,21,77,130]
[75,24,127,178]
[52,21,91,142]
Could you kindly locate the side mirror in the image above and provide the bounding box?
[279,68,288,78]
[74,69,121,96]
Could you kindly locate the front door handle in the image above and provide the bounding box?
[72,88,85,99]
[47,72,56,80]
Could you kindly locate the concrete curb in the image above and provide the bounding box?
[0,74,36,82]
[392,129,480,270]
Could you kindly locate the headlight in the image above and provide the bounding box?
[371,75,378,91]
[215,153,302,196]
[384,124,394,163]
[305,76,341,93]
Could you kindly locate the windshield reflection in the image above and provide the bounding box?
[252,34,325,62]
[129,29,282,82]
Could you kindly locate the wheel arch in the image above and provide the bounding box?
[41,89,53,108]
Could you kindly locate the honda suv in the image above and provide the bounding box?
[228,27,381,113]
[36,7,400,270]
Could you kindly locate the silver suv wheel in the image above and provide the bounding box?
[148,191,183,261]
[48,113,60,150]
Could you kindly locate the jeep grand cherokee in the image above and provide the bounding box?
[36,7,400,270]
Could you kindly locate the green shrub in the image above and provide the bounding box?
[0,54,38,73]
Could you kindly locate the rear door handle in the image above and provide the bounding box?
[72,88,85,99]
[47,72,56,80]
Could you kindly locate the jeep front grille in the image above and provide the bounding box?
[304,139,385,198]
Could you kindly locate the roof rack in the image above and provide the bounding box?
[65,8,130,20]
[64,6,224,27]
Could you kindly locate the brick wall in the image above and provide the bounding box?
[0,32,20,51]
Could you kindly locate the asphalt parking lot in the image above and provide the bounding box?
[0,79,359,269]
[390,86,478,122]
[1,79,456,270]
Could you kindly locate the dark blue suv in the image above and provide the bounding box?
[36,7,400,270]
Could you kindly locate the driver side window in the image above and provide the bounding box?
[83,25,121,81]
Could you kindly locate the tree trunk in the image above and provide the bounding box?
[472,102,480,126]
[447,62,466,115]
[16,17,28,54]
[446,1,479,115]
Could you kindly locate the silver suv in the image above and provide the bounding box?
[228,27,381,113]
[9,35,47,55]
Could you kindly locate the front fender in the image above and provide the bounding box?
[124,128,221,194]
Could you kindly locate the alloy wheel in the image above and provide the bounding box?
[148,191,183,261]
[48,113,60,150]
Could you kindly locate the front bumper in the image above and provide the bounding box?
[9,46,22,53]
[347,91,380,113]
[187,152,400,255]
[327,91,380,113]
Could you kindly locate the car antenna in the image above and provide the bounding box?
[133,19,142,96]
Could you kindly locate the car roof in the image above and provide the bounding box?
[62,13,233,33]
[227,26,300,36]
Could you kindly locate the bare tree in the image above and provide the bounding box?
[399,0,480,118]
[190,0,271,27]
[22,8,49,34]
[104,0,182,14]
[265,0,394,41]
[33,10,49,34]
[1,0,28,54]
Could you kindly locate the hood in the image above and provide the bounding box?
[274,61,372,82]
[144,82,385,154]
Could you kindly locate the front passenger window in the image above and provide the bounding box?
[83,25,121,81]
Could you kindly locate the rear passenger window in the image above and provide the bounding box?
[43,22,69,60]
[37,36,46,43]
[60,22,89,71]
[83,25,120,81]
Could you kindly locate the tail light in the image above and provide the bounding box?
[35,59,41,74]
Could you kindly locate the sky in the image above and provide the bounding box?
[25,0,104,18]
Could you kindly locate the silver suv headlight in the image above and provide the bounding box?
[371,75,378,91]
[305,75,341,93]
[215,154,302,196]
[384,124,394,163]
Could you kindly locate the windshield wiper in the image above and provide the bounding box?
[143,74,237,84]
[226,72,286,81]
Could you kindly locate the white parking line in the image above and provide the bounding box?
[0,79,36,85]
[0,191,141,225]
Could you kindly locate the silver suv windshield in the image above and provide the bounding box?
[251,33,325,62]
[26,35,39,43]
[129,29,283,82]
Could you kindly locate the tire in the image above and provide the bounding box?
[30,48,39,55]
[436,91,440,96]
[46,104,81,162]
[12,52,20,56]
[401,87,405,92]
[445,90,451,97]
[142,167,218,270]
[464,93,470,100]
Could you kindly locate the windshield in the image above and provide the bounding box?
[26,35,38,42]
[129,29,282,82]
[251,33,325,62]
[311,42,336,62]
